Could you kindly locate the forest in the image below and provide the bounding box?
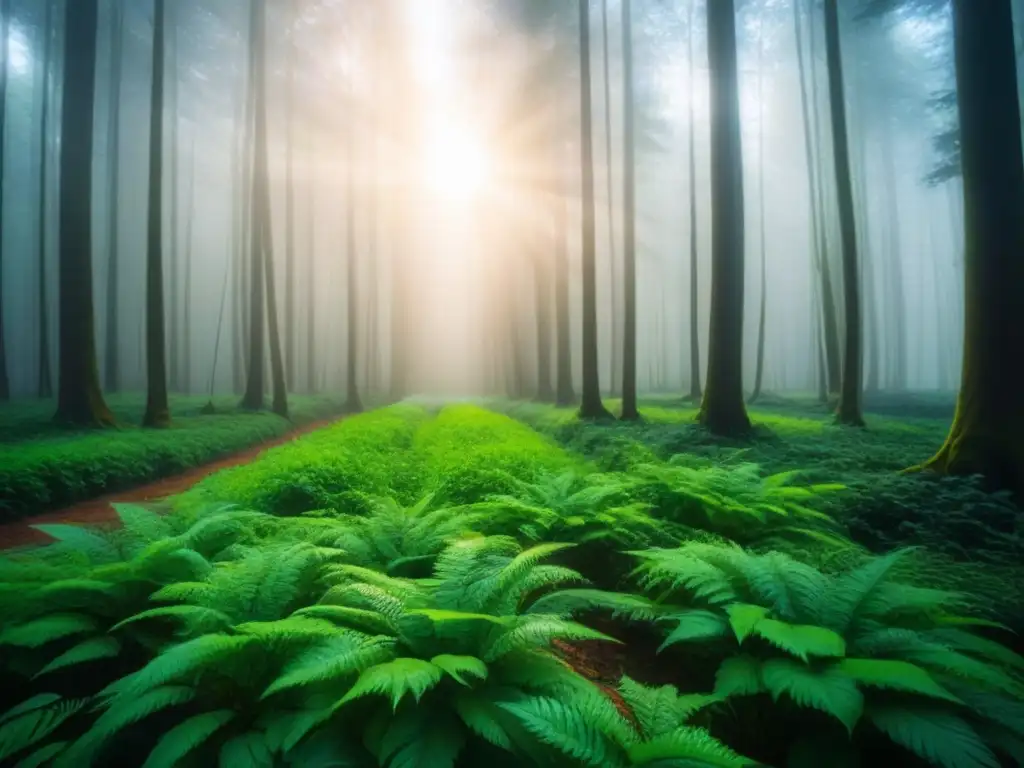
[0,0,1022,766]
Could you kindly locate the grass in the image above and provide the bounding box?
[0,392,345,521]
[0,396,1021,767]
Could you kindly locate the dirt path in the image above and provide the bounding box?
[0,418,338,552]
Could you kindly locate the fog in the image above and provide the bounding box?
[0,0,1013,403]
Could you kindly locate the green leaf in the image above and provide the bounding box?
[761,658,864,734]
[219,732,274,768]
[752,618,846,661]
[0,694,61,725]
[725,603,770,644]
[293,605,395,634]
[499,696,611,767]
[452,691,513,751]
[34,636,121,677]
[867,705,1000,768]
[405,608,508,626]
[714,656,765,698]
[628,725,754,766]
[837,659,962,703]
[339,658,443,710]
[430,655,488,686]
[658,610,730,652]
[142,710,236,768]
[111,605,233,635]
[263,636,394,699]
[0,698,86,762]
[0,613,98,648]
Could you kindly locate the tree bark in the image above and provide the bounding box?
[143,0,170,428]
[343,76,362,414]
[750,27,768,404]
[577,0,612,420]
[168,6,180,392]
[686,0,701,402]
[182,139,195,395]
[698,0,750,436]
[284,3,297,391]
[37,0,55,399]
[534,251,554,401]
[601,0,621,395]
[240,0,266,412]
[103,1,124,393]
[555,145,576,407]
[54,0,113,426]
[913,0,1024,498]
[823,0,865,427]
[620,0,638,421]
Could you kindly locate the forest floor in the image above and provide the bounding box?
[0,392,346,523]
[0,415,339,551]
[2,396,1021,767]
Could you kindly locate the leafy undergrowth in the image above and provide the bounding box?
[0,393,344,522]
[1,398,1021,767]
[499,396,1024,626]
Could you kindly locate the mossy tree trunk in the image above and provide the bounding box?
[823,0,865,427]
[915,0,1024,498]
[698,0,750,437]
[37,0,55,399]
[54,0,113,427]
[103,0,124,393]
[620,0,638,421]
[143,0,170,428]
[577,0,612,421]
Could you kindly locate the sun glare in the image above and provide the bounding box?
[8,27,31,77]
[423,121,491,203]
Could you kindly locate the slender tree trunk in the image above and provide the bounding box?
[555,145,576,407]
[103,1,124,393]
[824,0,865,427]
[143,0,170,428]
[344,79,362,414]
[577,0,612,420]
[37,0,55,399]
[0,0,11,401]
[699,0,750,436]
[750,29,768,404]
[535,251,554,401]
[182,138,195,394]
[240,0,266,412]
[807,0,841,398]
[55,0,113,426]
[914,0,1024,498]
[620,0,638,421]
[306,132,317,394]
[686,0,701,401]
[284,5,296,391]
[601,0,621,395]
[168,8,180,393]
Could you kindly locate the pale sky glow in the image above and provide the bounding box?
[7,27,30,77]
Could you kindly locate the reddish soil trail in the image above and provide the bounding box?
[0,418,338,552]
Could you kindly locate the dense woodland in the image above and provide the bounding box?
[0,0,1020,491]
[1,3,1024,767]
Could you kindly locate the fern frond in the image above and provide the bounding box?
[750,618,846,661]
[431,654,488,686]
[618,677,721,740]
[116,634,257,699]
[0,697,87,762]
[141,710,236,768]
[0,613,97,648]
[713,656,765,698]
[499,696,613,767]
[627,725,755,767]
[484,616,619,662]
[33,637,121,678]
[338,658,443,710]
[262,635,393,699]
[658,610,730,651]
[110,605,233,636]
[866,704,1000,768]
[837,658,962,703]
[760,658,864,734]
[526,589,659,622]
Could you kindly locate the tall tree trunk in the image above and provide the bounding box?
[824,0,865,427]
[750,28,768,404]
[807,0,841,397]
[0,0,11,401]
[182,138,195,395]
[103,1,124,393]
[55,0,113,426]
[699,0,750,436]
[343,80,362,414]
[143,0,170,428]
[914,0,1024,498]
[880,126,908,390]
[535,251,554,401]
[601,0,621,395]
[37,0,55,399]
[686,0,701,401]
[229,57,246,394]
[168,9,180,393]
[306,132,317,394]
[240,0,266,412]
[577,0,612,420]
[284,5,296,391]
[555,145,576,407]
[620,0,638,421]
